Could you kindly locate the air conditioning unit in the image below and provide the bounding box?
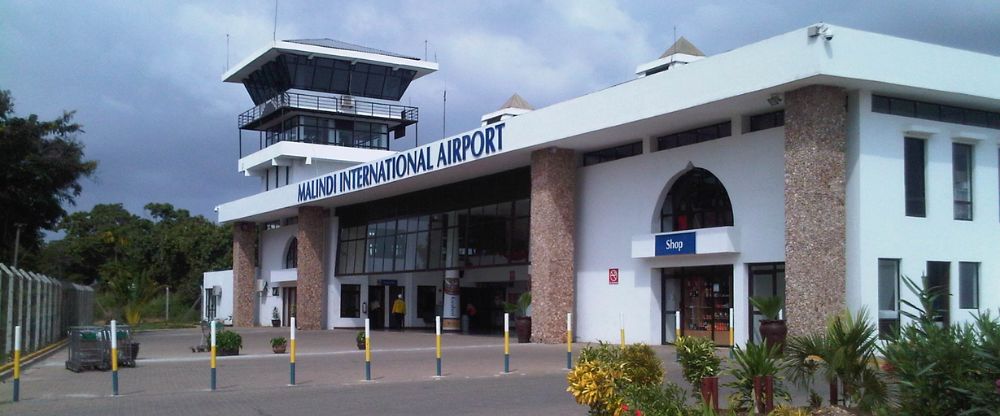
[340,95,355,109]
[212,285,222,296]
[256,279,266,292]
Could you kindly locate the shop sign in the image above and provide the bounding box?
[654,232,696,256]
[608,268,619,285]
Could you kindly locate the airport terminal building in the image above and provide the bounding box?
[204,24,1000,346]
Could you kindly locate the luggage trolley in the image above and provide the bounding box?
[104,324,137,368]
[66,326,109,372]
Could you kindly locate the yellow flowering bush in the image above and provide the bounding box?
[566,342,664,416]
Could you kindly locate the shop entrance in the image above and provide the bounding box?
[281,286,297,327]
[662,265,733,346]
[368,285,386,329]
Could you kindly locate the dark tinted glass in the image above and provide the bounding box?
[904,138,926,217]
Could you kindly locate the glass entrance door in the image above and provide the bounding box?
[748,263,785,343]
[661,276,681,345]
[282,287,297,327]
[664,266,733,346]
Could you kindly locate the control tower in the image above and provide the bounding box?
[223,39,438,192]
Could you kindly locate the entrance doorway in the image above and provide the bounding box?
[748,263,785,343]
[281,286,297,327]
[662,265,733,346]
[368,285,386,329]
[927,261,950,327]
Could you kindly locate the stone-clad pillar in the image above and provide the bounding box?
[296,206,326,330]
[232,222,257,327]
[529,147,576,344]
[784,85,848,337]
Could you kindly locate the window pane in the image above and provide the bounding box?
[953,143,973,220]
[877,259,898,312]
[959,262,979,309]
[904,138,926,217]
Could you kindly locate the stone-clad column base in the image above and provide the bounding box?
[296,206,326,330]
[784,85,848,337]
[529,147,576,344]
[232,222,257,327]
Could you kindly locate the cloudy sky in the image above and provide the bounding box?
[2,0,999,225]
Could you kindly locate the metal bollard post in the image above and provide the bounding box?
[210,320,217,391]
[12,325,21,402]
[619,312,625,348]
[289,317,296,386]
[729,308,735,358]
[364,318,371,381]
[435,316,442,377]
[566,313,573,369]
[675,313,682,362]
[503,313,510,374]
[111,320,119,396]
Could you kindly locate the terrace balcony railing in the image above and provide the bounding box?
[238,92,419,129]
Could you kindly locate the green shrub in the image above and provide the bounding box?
[216,330,242,352]
[619,382,688,416]
[566,342,664,415]
[675,336,722,398]
[784,309,886,411]
[725,341,789,412]
[881,276,1000,414]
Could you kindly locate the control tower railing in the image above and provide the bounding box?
[239,92,419,129]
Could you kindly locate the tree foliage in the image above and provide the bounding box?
[39,202,231,306]
[0,89,97,265]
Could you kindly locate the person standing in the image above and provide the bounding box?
[391,294,406,331]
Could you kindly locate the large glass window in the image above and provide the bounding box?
[661,168,734,232]
[340,284,361,318]
[904,138,926,217]
[959,262,979,309]
[336,168,530,275]
[872,95,1000,130]
[656,121,731,151]
[877,259,900,339]
[748,110,784,132]
[583,141,643,166]
[265,116,389,150]
[953,143,974,220]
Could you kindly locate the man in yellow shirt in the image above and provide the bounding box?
[391,294,406,331]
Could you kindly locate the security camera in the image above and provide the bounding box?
[823,27,834,41]
[808,24,834,41]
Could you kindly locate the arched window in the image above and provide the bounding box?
[660,168,733,232]
[285,237,298,269]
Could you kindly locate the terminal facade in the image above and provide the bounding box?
[205,25,1000,346]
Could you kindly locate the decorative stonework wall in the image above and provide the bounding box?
[232,222,257,327]
[784,85,848,337]
[296,206,326,330]
[530,147,576,344]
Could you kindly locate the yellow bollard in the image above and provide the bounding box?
[12,325,20,402]
[566,313,573,369]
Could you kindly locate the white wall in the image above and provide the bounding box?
[202,270,234,322]
[851,90,1000,328]
[575,118,786,346]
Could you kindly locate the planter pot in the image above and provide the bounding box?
[699,376,720,411]
[356,339,366,350]
[271,319,281,327]
[515,317,532,343]
[759,319,788,352]
[272,344,287,354]
[217,348,239,357]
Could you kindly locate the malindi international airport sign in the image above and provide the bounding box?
[296,123,507,203]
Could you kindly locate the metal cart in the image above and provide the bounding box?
[66,326,109,372]
[104,324,137,368]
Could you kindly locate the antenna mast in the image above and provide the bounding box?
[273,0,279,42]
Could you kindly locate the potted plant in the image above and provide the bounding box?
[270,336,287,354]
[216,330,242,356]
[271,307,281,327]
[356,330,366,350]
[503,292,532,343]
[675,336,723,410]
[750,295,787,352]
